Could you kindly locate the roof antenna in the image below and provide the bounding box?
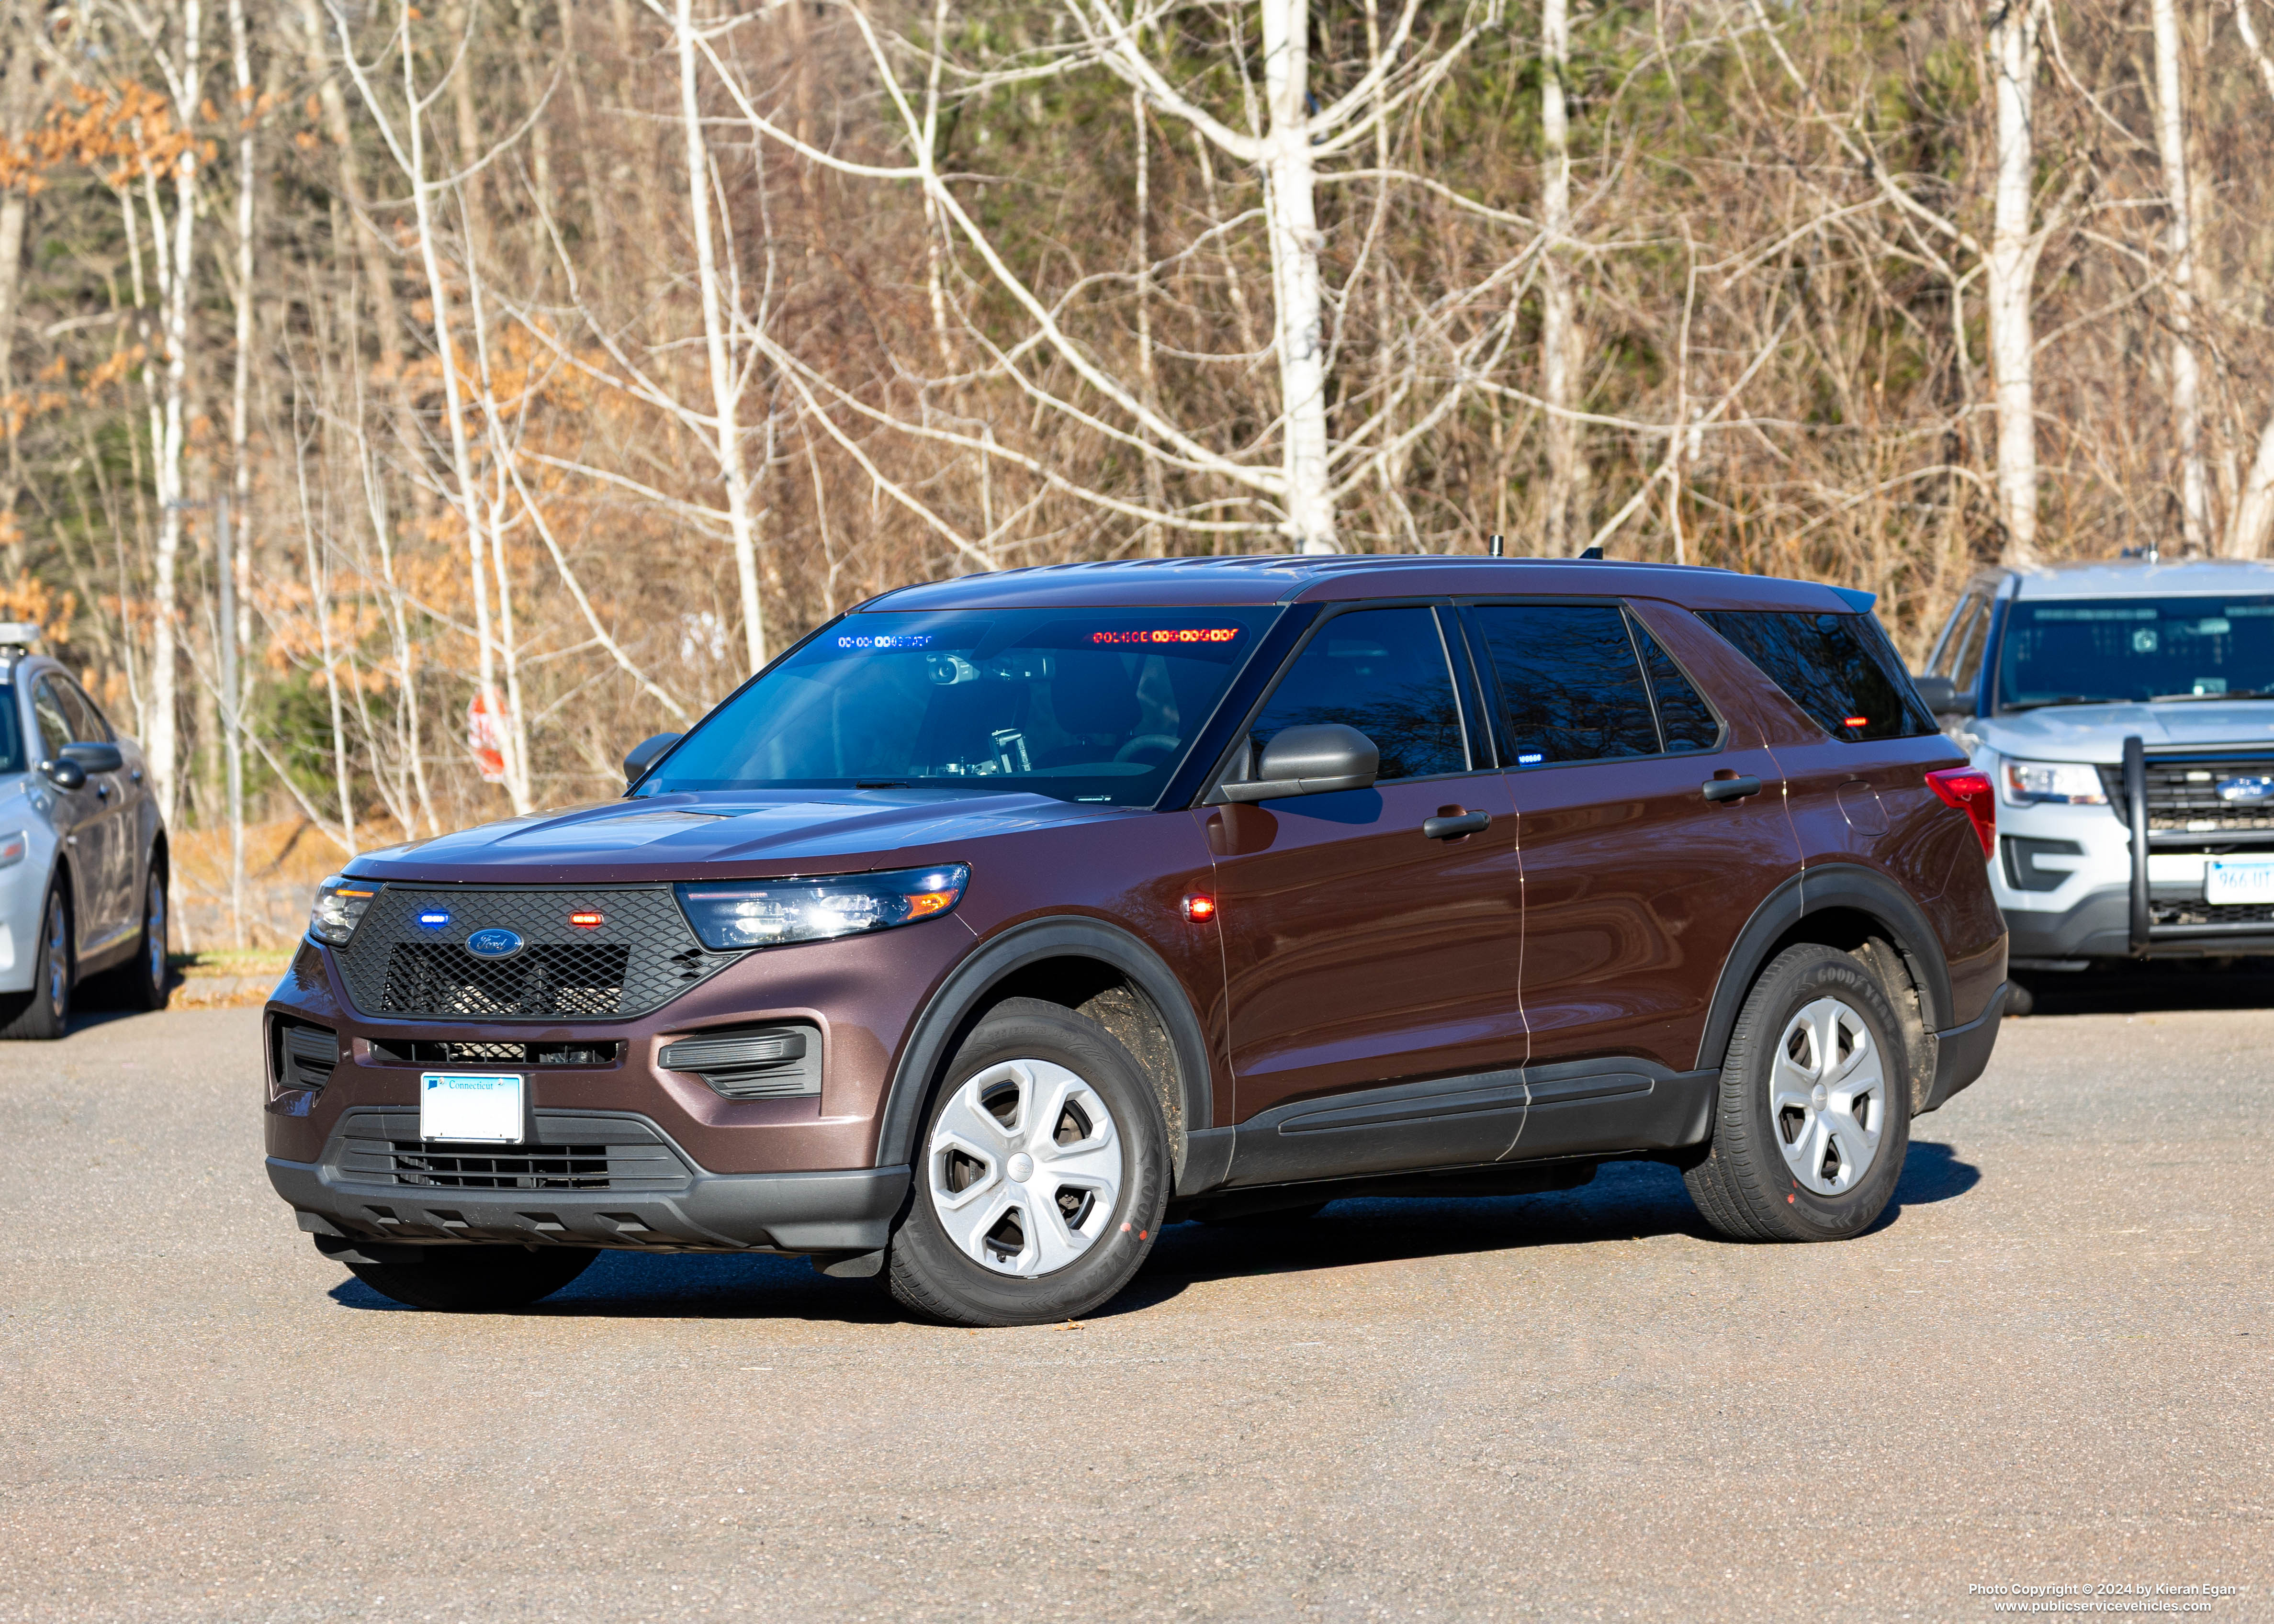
[1487,533,1505,558]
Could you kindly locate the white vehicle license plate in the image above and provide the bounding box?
[2204,859,2274,905]
[419,1072,525,1143]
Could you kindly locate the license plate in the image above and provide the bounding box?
[419,1072,526,1143]
[2205,859,2274,905]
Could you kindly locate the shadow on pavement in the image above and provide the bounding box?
[2015,958,2274,1017]
[324,1142,1989,1323]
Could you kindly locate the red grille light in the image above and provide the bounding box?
[1926,766,1996,857]
[568,908,606,929]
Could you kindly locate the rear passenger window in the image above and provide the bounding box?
[1702,610,1936,741]
[1632,624,1722,753]
[1473,605,1660,765]
[1249,606,1468,781]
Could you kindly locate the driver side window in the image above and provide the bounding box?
[1247,606,1470,782]
[57,680,112,742]
[30,678,70,760]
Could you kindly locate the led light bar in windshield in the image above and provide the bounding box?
[1090,627,1243,646]
[836,633,936,650]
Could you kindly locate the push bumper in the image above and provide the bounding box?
[270,1106,909,1254]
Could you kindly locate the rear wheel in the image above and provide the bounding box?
[888,998,1169,1327]
[110,864,170,1011]
[0,885,71,1041]
[1684,943,1911,1242]
[343,1245,597,1311]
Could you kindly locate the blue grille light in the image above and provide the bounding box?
[416,909,452,930]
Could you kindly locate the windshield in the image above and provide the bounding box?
[636,607,1276,806]
[1998,596,2274,708]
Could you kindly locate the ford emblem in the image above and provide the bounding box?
[2217,776,2274,804]
[465,927,525,959]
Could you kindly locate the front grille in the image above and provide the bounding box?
[2151,900,2274,928]
[2105,757,2274,834]
[335,1109,690,1192]
[333,886,741,1020]
[368,1039,624,1067]
[385,1142,613,1189]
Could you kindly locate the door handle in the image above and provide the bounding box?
[1423,810,1492,840]
[1702,775,1764,803]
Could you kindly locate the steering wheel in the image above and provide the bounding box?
[1114,734,1181,765]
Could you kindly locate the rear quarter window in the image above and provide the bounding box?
[1702,610,1936,742]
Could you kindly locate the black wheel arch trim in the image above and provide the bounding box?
[1696,862,1957,1075]
[875,914,1216,1187]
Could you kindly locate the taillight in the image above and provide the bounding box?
[1926,766,1995,857]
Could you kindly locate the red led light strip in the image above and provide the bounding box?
[1091,628,1241,646]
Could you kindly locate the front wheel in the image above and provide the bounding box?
[888,998,1169,1327]
[0,884,71,1041]
[1684,943,1911,1243]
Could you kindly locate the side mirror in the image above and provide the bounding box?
[1911,674,1964,717]
[62,742,123,774]
[39,757,87,791]
[1220,723,1380,803]
[622,732,682,787]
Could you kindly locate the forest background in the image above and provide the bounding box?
[1,0,2272,950]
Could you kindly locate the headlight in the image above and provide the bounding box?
[2000,757,2108,806]
[0,829,24,869]
[675,864,970,950]
[309,874,379,944]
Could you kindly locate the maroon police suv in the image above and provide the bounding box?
[265,555,2007,1326]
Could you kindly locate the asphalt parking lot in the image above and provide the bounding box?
[2,981,2268,1623]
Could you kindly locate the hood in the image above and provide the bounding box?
[1974,700,2274,761]
[345,789,1138,884]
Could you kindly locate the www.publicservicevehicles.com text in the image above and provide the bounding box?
[1973,1582,2245,1615]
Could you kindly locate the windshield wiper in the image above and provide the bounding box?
[2001,695,2117,712]
[2146,689,2274,703]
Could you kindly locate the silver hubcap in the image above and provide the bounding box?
[43,896,67,1015]
[1771,997,1884,1196]
[146,878,166,984]
[926,1058,1123,1277]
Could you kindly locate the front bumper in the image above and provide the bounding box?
[1989,792,2274,961]
[270,1105,910,1254]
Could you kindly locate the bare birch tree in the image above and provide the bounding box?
[2151,0,2208,552]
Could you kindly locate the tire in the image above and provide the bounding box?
[112,862,170,1012]
[1684,943,1912,1243]
[0,883,72,1041]
[344,1245,597,1311]
[888,997,1170,1327]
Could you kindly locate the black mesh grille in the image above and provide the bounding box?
[385,1143,612,1190]
[335,1109,691,1192]
[367,1039,624,1067]
[2104,758,2274,834]
[2151,900,2274,927]
[333,886,740,1020]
